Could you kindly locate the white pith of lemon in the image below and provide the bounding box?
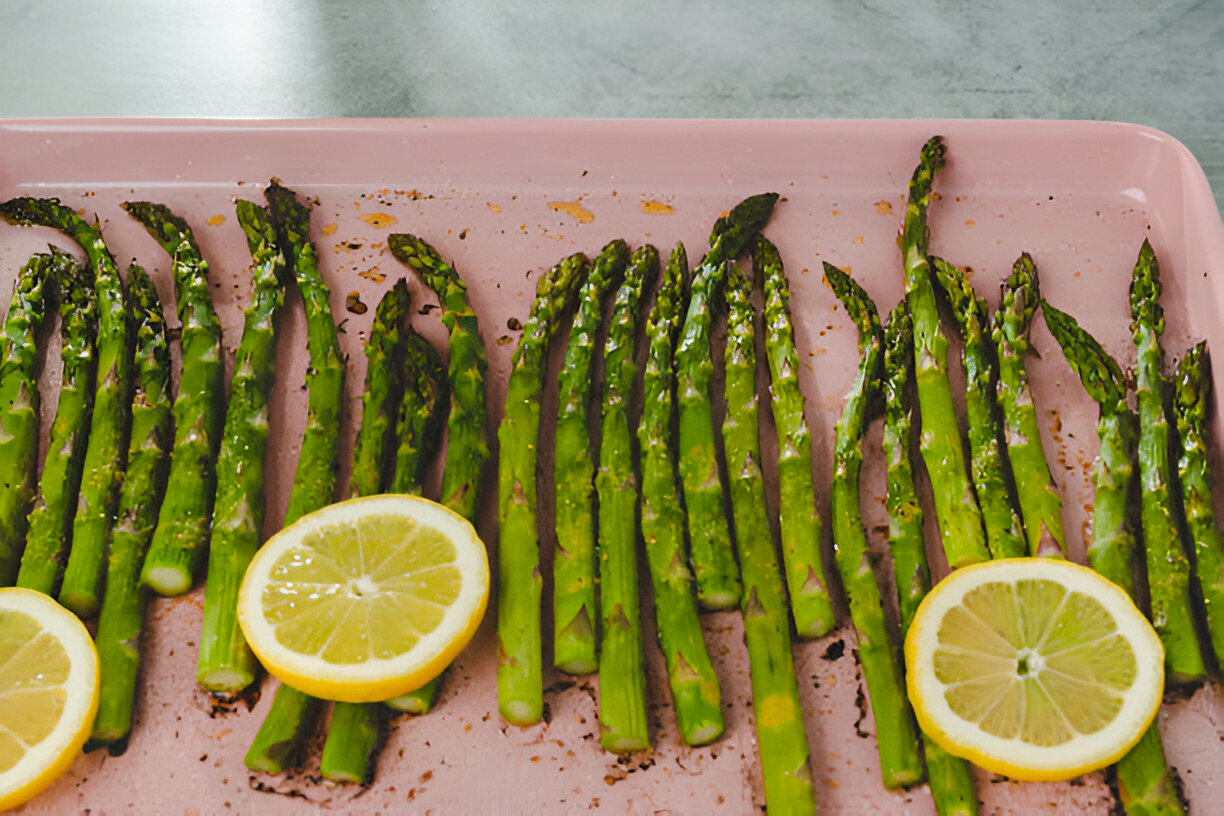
[0,587,100,810]
[237,494,490,703]
[905,558,1164,782]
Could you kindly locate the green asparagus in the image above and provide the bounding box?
[930,256,1026,560]
[676,194,779,610]
[386,233,489,519]
[386,232,486,715]
[349,280,410,499]
[0,253,52,585]
[197,199,288,693]
[753,236,836,638]
[124,201,224,597]
[721,259,816,814]
[900,137,989,569]
[1174,341,1224,669]
[1129,239,1207,683]
[59,223,133,616]
[991,254,1066,558]
[595,244,658,753]
[0,198,135,605]
[1044,299,1186,815]
[389,329,447,498]
[91,264,173,747]
[498,252,589,726]
[638,242,723,747]
[384,329,448,715]
[554,239,629,675]
[321,282,413,784]
[245,181,346,773]
[882,303,979,815]
[825,262,924,790]
[17,249,95,595]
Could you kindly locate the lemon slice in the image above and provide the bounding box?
[905,558,1164,781]
[0,587,100,810]
[237,494,490,703]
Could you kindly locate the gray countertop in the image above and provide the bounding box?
[2,0,1221,215]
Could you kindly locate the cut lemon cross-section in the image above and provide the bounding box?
[905,558,1164,782]
[0,587,100,810]
[237,494,490,703]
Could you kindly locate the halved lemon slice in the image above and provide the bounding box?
[905,558,1164,782]
[237,494,490,703]
[0,587,100,810]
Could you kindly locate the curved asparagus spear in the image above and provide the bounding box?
[676,194,779,610]
[930,256,1027,560]
[1129,239,1206,683]
[551,239,629,675]
[638,242,723,747]
[269,181,346,525]
[1174,341,1224,668]
[322,282,413,784]
[60,228,133,615]
[245,181,345,773]
[17,250,96,595]
[595,244,658,753]
[124,201,224,596]
[883,303,978,815]
[386,234,488,515]
[900,137,989,569]
[384,329,448,715]
[754,236,835,638]
[675,255,737,610]
[825,262,924,790]
[498,252,589,726]
[197,199,288,692]
[881,304,931,636]
[349,280,409,498]
[0,253,52,585]
[390,329,447,497]
[721,260,816,814]
[91,264,173,747]
[1043,300,1186,815]
[991,253,1066,558]
[0,198,134,607]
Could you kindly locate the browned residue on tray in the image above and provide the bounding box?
[487,202,502,213]
[549,199,595,224]
[206,214,226,226]
[874,200,894,215]
[321,223,338,236]
[641,199,675,215]
[360,212,398,228]
[359,265,385,283]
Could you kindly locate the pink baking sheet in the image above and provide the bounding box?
[2,118,1223,814]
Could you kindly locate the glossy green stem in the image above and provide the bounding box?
[1043,298,1186,815]
[595,245,658,753]
[930,256,1026,560]
[900,137,988,569]
[0,253,51,586]
[91,265,172,747]
[554,240,629,675]
[17,251,95,595]
[197,199,287,693]
[638,242,723,747]
[754,236,835,638]
[722,262,816,815]
[826,262,924,790]
[125,201,224,597]
[1130,239,1206,684]
[497,252,589,726]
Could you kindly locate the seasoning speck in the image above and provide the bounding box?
[345,291,368,315]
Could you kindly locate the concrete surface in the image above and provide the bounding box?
[0,2,1219,213]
